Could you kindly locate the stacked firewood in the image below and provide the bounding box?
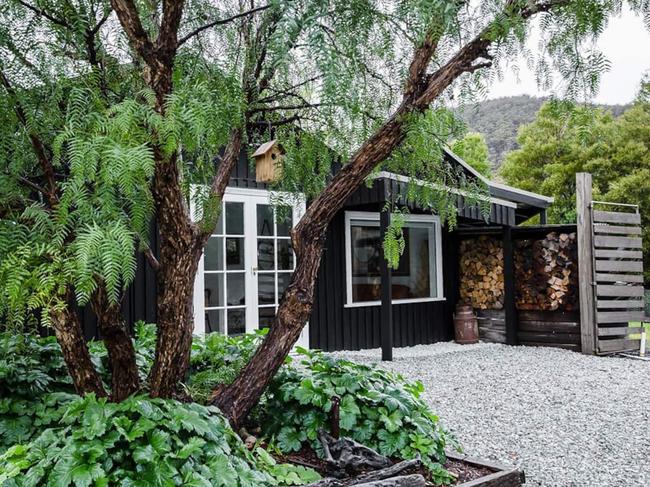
[458,237,505,309]
[514,232,578,311]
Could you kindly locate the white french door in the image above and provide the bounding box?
[193,188,308,348]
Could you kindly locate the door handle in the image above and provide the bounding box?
[252,266,258,275]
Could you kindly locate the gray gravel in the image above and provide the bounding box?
[329,342,650,486]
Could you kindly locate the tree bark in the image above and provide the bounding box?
[147,150,203,398]
[51,290,107,397]
[91,286,140,401]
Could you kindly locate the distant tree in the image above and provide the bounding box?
[451,132,492,178]
[500,84,650,283]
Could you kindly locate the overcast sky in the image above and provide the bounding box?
[487,7,650,105]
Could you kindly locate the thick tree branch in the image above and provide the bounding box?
[177,4,271,47]
[0,70,58,207]
[110,0,156,64]
[157,0,185,60]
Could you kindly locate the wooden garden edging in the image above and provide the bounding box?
[447,453,525,487]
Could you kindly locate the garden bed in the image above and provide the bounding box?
[278,445,525,486]
[446,453,524,486]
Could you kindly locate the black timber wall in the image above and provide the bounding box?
[309,209,460,351]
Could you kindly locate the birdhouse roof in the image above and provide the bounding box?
[252,140,278,157]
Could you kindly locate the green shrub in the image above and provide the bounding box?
[0,392,77,453]
[0,334,72,398]
[186,330,267,402]
[89,322,158,385]
[262,349,456,483]
[0,394,318,486]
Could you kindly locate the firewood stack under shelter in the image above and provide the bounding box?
[514,232,578,311]
[458,227,581,350]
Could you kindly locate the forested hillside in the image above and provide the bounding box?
[457,95,627,167]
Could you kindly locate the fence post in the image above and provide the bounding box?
[576,173,596,354]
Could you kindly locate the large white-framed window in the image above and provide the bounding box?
[344,211,444,307]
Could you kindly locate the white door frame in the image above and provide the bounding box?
[191,186,308,347]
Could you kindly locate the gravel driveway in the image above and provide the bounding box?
[329,342,650,486]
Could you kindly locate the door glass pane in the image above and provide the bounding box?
[215,208,224,235]
[277,210,292,236]
[205,309,224,334]
[258,274,275,305]
[225,202,244,235]
[204,273,224,307]
[227,309,246,335]
[277,240,293,270]
[257,204,274,236]
[258,307,275,329]
[204,237,223,270]
[257,239,275,270]
[226,237,245,270]
[277,272,292,300]
[226,273,245,306]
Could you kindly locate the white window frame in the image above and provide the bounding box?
[344,211,445,308]
[190,186,308,348]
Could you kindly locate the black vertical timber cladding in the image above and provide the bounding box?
[309,210,458,351]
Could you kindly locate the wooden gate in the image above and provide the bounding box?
[577,173,645,354]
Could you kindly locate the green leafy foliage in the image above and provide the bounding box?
[187,329,269,402]
[500,83,650,283]
[451,133,492,178]
[0,330,320,486]
[0,394,275,486]
[262,349,456,482]
[0,334,72,398]
[456,95,627,167]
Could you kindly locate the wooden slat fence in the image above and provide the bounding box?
[591,203,645,354]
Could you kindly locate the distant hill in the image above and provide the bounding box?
[456,95,628,169]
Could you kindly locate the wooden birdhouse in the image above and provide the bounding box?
[253,140,284,183]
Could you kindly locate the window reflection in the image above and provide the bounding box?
[349,218,436,303]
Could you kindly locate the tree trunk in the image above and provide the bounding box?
[51,291,107,397]
[147,150,203,398]
[148,130,243,398]
[91,286,140,401]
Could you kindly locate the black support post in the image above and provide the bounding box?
[380,210,393,361]
[502,225,518,345]
[539,209,548,225]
